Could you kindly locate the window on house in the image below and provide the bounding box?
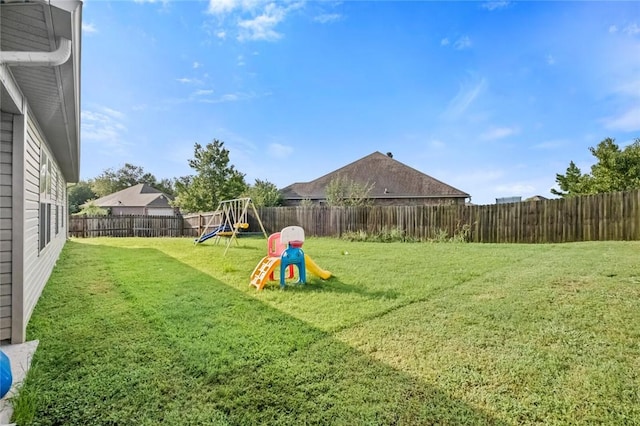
[39,150,53,251]
[61,186,65,229]
[38,203,51,250]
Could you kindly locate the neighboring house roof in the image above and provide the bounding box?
[525,195,548,201]
[88,184,174,209]
[0,0,82,182]
[280,151,470,201]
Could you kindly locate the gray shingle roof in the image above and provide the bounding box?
[280,151,469,200]
[89,183,174,208]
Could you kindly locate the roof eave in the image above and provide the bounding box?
[0,0,83,182]
[283,194,470,200]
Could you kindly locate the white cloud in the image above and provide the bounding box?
[193,61,202,69]
[314,13,341,24]
[101,107,125,120]
[237,55,245,66]
[480,126,519,141]
[615,79,640,97]
[237,3,288,41]
[438,35,471,50]
[82,22,98,33]
[268,143,293,159]
[623,23,640,36]
[546,54,555,65]
[177,77,203,84]
[193,89,214,96]
[609,25,618,34]
[221,93,239,102]
[603,107,640,132]
[81,111,125,140]
[198,92,263,103]
[481,1,510,11]
[81,107,130,156]
[133,0,170,9]
[442,75,487,119]
[206,1,302,42]
[166,90,267,105]
[207,0,239,15]
[454,36,472,50]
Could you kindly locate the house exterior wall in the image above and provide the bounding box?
[282,197,466,207]
[111,206,145,216]
[7,111,68,343]
[369,197,466,207]
[109,206,176,216]
[0,112,13,341]
[146,207,176,216]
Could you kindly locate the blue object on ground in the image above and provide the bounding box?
[280,246,306,287]
[0,349,12,399]
[194,224,233,243]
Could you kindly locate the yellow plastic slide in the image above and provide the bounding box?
[305,256,332,280]
[250,256,279,290]
[250,255,332,290]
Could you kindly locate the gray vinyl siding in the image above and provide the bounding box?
[21,112,67,337]
[0,112,12,341]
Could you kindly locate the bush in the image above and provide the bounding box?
[340,224,471,243]
[428,223,471,243]
[340,227,418,243]
[73,201,109,216]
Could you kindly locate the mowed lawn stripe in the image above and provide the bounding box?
[17,242,232,425]
[337,242,640,424]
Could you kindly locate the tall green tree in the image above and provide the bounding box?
[89,163,171,197]
[552,137,640,197]
[173,140,247,213]
[74,201,108,216]
[156,178,176,197]
[325,175,374,207]
[244,179,282,207]
[550,161,592,197]
[67,180,97,214]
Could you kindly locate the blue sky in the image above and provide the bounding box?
[80,0,640,205]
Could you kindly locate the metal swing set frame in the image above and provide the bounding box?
[194,197,268,256]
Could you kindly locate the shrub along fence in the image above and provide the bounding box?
[70,189,640,243]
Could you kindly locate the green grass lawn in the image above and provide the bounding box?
[11,237,640,425]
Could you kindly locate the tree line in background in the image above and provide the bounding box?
[69,139,284,215]
[69,135,640,215]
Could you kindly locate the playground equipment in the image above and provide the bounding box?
[250,226,331,290]
[0,349,11,399]
[194,198,267,256]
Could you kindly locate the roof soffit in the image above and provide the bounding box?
[0,0,82,182]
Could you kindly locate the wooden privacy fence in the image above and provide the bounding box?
[69,215,183,238]
[254,190,640,243]
[70,190,640,243]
